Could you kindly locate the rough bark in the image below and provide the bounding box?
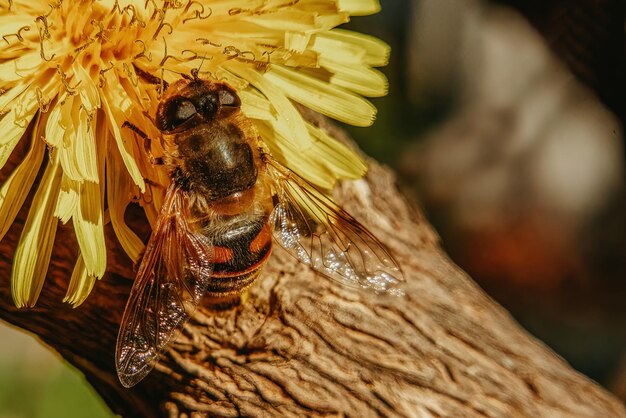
[0,119,624,417]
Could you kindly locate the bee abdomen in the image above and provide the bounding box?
[206,218,272,296]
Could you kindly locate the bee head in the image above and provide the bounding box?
[155,80,241,133]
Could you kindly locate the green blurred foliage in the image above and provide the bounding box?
[0,324,114,418]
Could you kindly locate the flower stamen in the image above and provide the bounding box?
[35,87,50,112]
[57,65,82,95]
[2,26,29,44]
[196,37,221,48]
[182,1,211,24]
[98,61,115,88]
[133,39,153,61]
[153,20,173,40]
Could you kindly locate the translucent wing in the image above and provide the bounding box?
[115,184,213,388]
[265,155,404,295]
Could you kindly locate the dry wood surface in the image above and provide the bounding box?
[0,118,624,417]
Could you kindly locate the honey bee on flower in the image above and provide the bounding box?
[0,0,398,384]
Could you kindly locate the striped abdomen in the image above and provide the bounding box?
[204,212,272,297]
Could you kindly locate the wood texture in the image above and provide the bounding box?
[0,120,624,417]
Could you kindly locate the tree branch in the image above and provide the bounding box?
[0,119,623,417]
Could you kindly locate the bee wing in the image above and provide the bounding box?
[265,155,404,294]
[115,184,213,388]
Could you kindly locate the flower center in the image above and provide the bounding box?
[45,1,151,82]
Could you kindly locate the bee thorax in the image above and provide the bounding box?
[174,123,258,201]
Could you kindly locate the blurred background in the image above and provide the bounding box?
[348,0,626,404]
[1,0,624,416]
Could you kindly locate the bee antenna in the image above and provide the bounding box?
[191,53,208,80]
[163,67,191,81]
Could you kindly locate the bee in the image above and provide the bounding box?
[116,74,404,388]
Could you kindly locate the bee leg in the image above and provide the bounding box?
[143,178,165,189]
[122,121,165,166]
[135,179,163,206]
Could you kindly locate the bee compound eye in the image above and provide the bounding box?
[218,87,241,107]
[158,96,197,131]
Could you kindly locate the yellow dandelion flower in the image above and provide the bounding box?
[0,0,389,308]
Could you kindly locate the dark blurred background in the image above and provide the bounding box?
[345,0,626,402]
[1,1,624,416]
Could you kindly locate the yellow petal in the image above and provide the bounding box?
[0,113,45,242]
[0,51,43,83]
[0,100,37,169]
[0,15,34,42]
[240,89,275,121]
[312,13,350,30]
[54,95,99,183]
[63,253,97,308]
[55,175,78,224]
[58,97,86,182]
[44,97,65,148]
[314,29,390,67]
[75,104,99,183]
[101,74,145,192]
[73,180,106,278]
[11,151,62,308]
[107,129,144,263]
[73,111,106,278]
[337,0,380,16]
[241,10,317,32]
[0,80,30,111]
[258,118,367,189]
[258,121,334,189]
[306,122,367,180]
[264,64,377,126]
[319,58,388,97]
[229,65,312,150]
[73,61,101,113]
[0,75,57,169]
